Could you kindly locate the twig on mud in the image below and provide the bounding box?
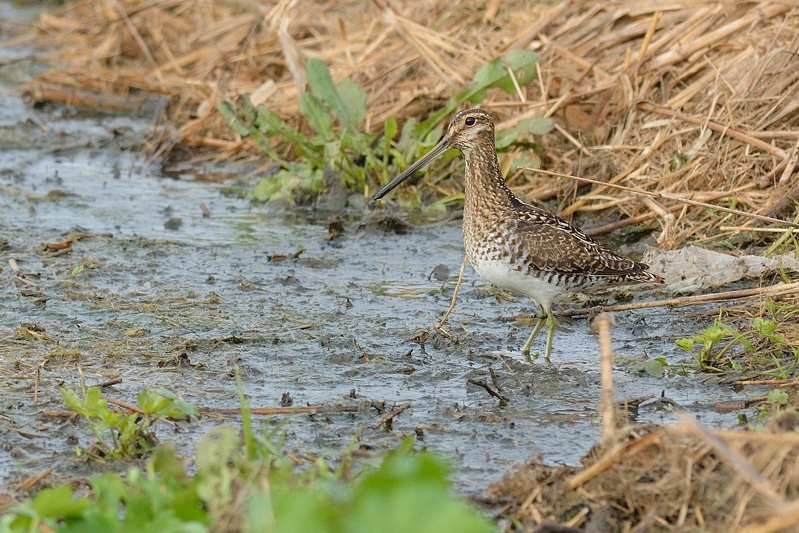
[594,313,615,442]
[435,255,468,330]
[93,378,123,388]
[734,378,799,388]
[201,404,363,416]
[105,397,144,415]
[15,429,48,438]
[20,468,53,490]
[9,258,39,288]
[104,396,179,428]
[467,378,509,407]
[559,281,799,317]
[489,367,502,392]
[714,397,767,410]
[527,168,799,229]
[371,402,411,430]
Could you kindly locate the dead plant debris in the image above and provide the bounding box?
[488,413,799,533]
[12,0,799,247]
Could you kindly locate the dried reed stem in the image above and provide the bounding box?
[594,312,616,442]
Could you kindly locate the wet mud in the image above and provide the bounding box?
[0,48,764,498]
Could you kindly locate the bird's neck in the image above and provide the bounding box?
[462,141,518,212]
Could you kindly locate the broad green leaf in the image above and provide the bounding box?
[335,76,367,127]
[347,440,492,533]
[138,389,174,415]
[306,58,357,129]
[501,49,540,90]
[495,117,553,149]
[417,50,540,139]
[32,485,91,518]
[61,388,88,416]
[299,93,334,141]
[456,50,539,104]
[457,57,505,103]
[703,324,728,344]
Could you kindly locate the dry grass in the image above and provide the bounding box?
[12,0,799,247]
[488,412,799,532]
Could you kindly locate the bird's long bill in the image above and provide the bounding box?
[372,137,453,201]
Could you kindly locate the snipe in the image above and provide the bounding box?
[374,108,664,360]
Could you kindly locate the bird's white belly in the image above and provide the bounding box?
[470,258,564,308]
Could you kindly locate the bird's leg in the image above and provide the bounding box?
[543,309,557,360]
[521,304,549,362]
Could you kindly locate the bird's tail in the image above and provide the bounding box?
[629,270,665,284]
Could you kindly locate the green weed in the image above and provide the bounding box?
[675,314,750,372]
[220,52,551,204]
[676,299,799,377]
[60,386,198,460]
[2,380,493,533]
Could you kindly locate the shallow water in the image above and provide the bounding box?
[0,40,763,495]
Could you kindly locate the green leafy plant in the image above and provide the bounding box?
[676,315,749,371]
[220,51,551,204]
[61,386,198,459]
[676,299,799,376]
[3,380,493,533]
[1,445,209,533]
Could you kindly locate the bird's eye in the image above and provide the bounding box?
[465,116,476,126]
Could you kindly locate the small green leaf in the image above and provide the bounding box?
[383,116,398,142]
[71,264,85,277]
[148,388,199,419]
[768,388,789,406]
[641,358,665,377]
[703,323,728,344]
[218,100,253,137]
[676,337,695,351]
[137,393,170,416]
[60,388,86,415]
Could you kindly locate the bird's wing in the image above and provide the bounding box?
[507,208,648,276]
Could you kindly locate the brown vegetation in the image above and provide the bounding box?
[488,414,799,532]
[16,0,799,248]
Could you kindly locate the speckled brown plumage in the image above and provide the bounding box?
[374,108,664,360]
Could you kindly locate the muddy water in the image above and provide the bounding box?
[0,54,756,495]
